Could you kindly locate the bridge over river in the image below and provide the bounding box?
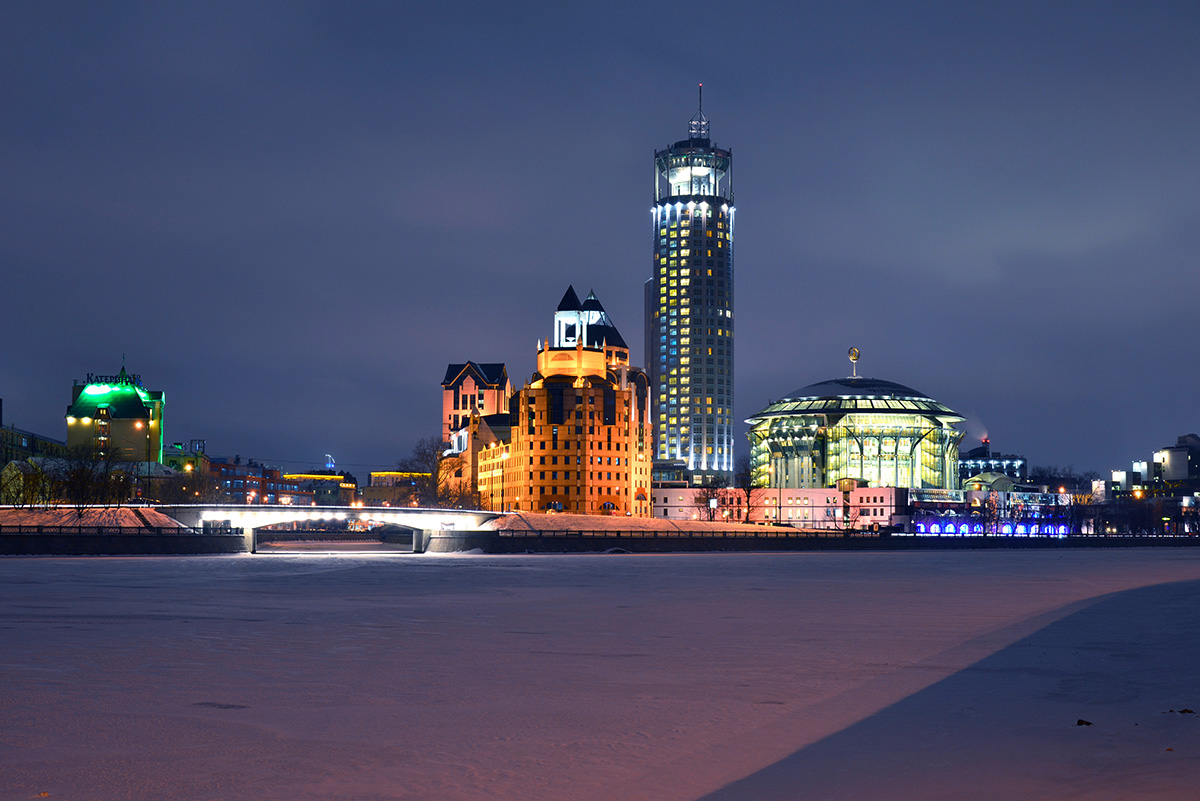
[157,504,503,553]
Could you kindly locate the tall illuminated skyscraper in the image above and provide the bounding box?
[644,87,735,483]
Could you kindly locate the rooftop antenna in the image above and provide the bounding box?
[688,83,709,139]
[848,347,860,378]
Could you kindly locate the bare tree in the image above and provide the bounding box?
[398,436,464,508]
[0,461,23,506]
[1,460,53,508]
[1028,465,1101,494]
[691,475,729,522]
[444,477,480,510]
[730,455,767,523]
[153,469,224,504]
[59,446,104,517]
[55,446,135,516]
[830,503,861,532]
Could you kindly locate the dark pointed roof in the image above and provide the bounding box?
[581,289,604,312]
[579,290,627,349]
[557,285,582,312]
[442,361,508,388]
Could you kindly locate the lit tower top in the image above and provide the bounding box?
[653,84,733,202]
[644,86,736,483]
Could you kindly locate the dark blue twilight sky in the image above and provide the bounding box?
[2,1,1197,474]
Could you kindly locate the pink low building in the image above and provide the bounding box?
[652,484,907,530]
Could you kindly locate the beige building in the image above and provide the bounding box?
[364,471,429,507]
[65,367,164,463]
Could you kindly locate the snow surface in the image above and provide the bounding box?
[2,549,1199,800]
[0,506,183,528]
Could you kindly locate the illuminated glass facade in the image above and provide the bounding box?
[747,377,964,490]
[644,94,735,483]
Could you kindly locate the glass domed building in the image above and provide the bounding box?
[746,376,964,490]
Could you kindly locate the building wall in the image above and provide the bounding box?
[1,425,66,465]
[651,485,902,529]
[441,365,509,443]
[1156,442,1198,482]
[476,343,651,517]
[750,414,962,492]
[162,447,210,476]
[959,440,1027,483]
[445,413,511,506]
[282,473,358,506]
[66,414,162,464]
[64,371,164,463]
[213,461,312,505]
[648,200,735,480]
[364,471,427,507]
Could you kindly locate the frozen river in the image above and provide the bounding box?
[2,549,1199,800]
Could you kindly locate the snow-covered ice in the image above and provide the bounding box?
[2,549,1199,800]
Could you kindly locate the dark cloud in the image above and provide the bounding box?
[2,1,1197,473]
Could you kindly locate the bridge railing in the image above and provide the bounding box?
[0,525,204,535]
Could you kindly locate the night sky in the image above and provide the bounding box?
[3,2,1197,476]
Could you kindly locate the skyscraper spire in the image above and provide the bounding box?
[688,83,709,140]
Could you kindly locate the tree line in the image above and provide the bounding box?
[1,446,223,515]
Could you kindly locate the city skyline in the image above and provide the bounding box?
[2,3,1198,474]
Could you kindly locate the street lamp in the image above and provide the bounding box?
[768,458,783,522]
[487,447,497,512]
[767,461,782,522]
[777,456,783,521]
[500,452,509,511]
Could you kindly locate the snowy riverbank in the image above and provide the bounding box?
[2,550,1198,800]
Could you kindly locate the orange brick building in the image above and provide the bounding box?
[475,287,652,516]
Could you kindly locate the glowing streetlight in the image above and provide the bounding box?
[500,451,509,511]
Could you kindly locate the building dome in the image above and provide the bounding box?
[747,374,964,491]
[755,376,963,420]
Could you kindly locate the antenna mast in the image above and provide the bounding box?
[688,83,709,139]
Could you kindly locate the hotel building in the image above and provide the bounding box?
[644,88,735,483]
[475,287,652,516]
[65,366,164,463]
